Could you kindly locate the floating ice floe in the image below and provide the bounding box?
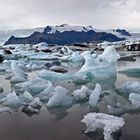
[60,51,84,62]
[0,106,11,113]
[26,62,44,71]
[117,81,140,95]
[0,92,24,109]
[28,97,42,109]
[18,78,51,95]
[72,86,92,101]
[81,113,125,140]
[35,82,55,101]
[107,103,125,116]
[129,93,140,108]
[10,61,27,83]
[19,91,34,103]
[22,105,39,116]
[89,83,101,107]
[39,46,119,82]
[47,86,72,107]
[118,68,140,78]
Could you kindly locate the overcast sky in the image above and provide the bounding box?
[0,0,140,31]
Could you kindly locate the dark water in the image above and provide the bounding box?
[0,55,140,140]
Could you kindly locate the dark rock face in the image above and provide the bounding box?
[116,29,131,36]
[4,27,125,45]
[0,55,4,63]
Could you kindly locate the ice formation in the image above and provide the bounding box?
[0,106,11,113]
[28,97,42,108]
[129,93,140,108]
[81,113,125,140]
[118,68,140,77]
[118,81,140,94]
[60,52,84,62]
[19,78,51,95]
[107,103,124,116]
[10,61,27,83]
[89,83,101,107]
[19,91,34,103]
[36,82,55,101]
[47,86,72,107]
[0,92,24,109]
[39,46,119,82]
[26,62,44,71]
[72,86,92,101]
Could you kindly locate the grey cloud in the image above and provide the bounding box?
[0,0,140,30]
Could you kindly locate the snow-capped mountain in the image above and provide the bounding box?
[3,24,132,45]
[44,24,131,37]
[44,24,93,33]
[0,27,44,45]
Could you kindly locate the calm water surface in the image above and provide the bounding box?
[0,53,140,140]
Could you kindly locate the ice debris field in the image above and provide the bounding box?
[0,45,140,140]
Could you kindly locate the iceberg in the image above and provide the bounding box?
[117,81,140,95]
[89,83,101,107]
[107,103,124,116]
[129,93,140,108]
[60,51,84,62]
[26,62,44,71]
[19,91,34,103]
[28,97,42,109]
[39,46,119,82]
[0,92,24,109]
[0,106,11,113]
[81,113,125,140]
[72,86,92,101]
[118,68,140,78]
[10,61,27,83]
[20,78,51,95]
[22,105,39,116]
[36,82,55,101]
[47,86,72,107]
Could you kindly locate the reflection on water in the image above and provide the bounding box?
[0,54,140,140]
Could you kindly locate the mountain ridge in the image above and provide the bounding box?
[4,24,130,45]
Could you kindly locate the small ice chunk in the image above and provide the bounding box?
[118,81,140,94]
[21,78,50,95]
[60,52,84,62]
[107,103,124,116]
[28,97,42,109]
[98,46,120,63]
[89,83,101,107]
[10,75,27,83]
[47,86,72,107]
[22,105,39,115]
[129,93,140,108]
[10,61,27,83]
[36,82,55,101]
[81,113,125,140]
[0,92,24,109]
[0,106,11,113]
[19,91,34,103]
[72,86,92,101]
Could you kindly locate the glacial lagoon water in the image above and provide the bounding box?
[0,53,140,140]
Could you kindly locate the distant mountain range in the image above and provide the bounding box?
[3,24,132,45]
